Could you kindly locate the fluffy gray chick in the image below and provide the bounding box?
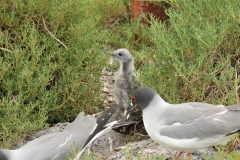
[111,48,138,109]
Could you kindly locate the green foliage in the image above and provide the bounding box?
[107,18,152,50]
[0,0,120,148]
[225,151,240,160]
[140,0,240,105]
[213,146,240,160]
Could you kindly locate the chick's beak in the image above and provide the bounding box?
[124,103,137,119]
[111,52,116,57]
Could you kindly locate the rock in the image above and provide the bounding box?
[107,139,217,160]
[100,66,115,106]
[88,130,131,155]
[107,139,174,160]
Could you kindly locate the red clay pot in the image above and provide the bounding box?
[131,0,169,25]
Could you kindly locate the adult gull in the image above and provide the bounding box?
[0,104,120,160]
[124,87,240,159]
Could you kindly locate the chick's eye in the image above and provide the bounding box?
[118,53,122,56]
[131,96,136,102]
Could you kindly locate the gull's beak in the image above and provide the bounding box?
[124,103,138,119]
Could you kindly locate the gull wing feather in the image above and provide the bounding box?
[159,103,240,140]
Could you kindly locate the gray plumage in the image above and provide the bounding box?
[111,48,139,109]
[126,87,240,152]
[0,104,120,160]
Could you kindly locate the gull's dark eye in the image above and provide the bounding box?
[131,96,136,102]
[118,53,122,56]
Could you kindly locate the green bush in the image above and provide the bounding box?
[140,0,239,106]
[0,0,119,148]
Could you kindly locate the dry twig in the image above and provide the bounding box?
[0,47,13,53]
[42,17,69,50]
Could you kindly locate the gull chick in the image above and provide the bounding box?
[125,87,240,159]
[111,48,138,109]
